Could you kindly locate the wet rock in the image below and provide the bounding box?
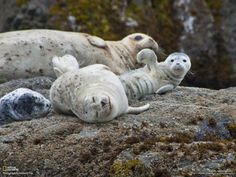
[0,76,55,98]
[195,118,233,141]
[0,0,235,88]
[0,76,235,176]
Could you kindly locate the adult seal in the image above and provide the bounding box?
[119,49,191,100]
[0,88,51,125]
[49,63,150,123]
[0,29,159,82]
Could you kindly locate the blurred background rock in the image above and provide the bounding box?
[0,0,235,89]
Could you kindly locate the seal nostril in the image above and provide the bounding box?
[101,100,106,107]
[176,63,180,65]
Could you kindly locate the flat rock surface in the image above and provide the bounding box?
[0,78,235,177]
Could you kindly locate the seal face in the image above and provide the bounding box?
[0,88,51,125]
[50,62,149,123]
[164,52,191,77]
[119,49,191,99]
[0,30,159,81]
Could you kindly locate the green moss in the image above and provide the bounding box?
[48,0,180,53]
[0,76,7,84]
[15,0,29,6]
[205,0,223,25]
[227,124,236,139]
[158,132,194,143]
[110,159,154,177]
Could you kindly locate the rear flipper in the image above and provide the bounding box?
[52,54,80,77]
[127,103,150,114]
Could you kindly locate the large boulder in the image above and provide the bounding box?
[0,0,235,88]
[0,77,235,176]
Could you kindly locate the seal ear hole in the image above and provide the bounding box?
[134,35,143,41]
[183,59,187,62]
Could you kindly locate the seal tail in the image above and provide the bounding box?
[127,103,150,114]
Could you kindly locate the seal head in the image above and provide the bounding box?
[165,52,191,78]
[121,33,159,63]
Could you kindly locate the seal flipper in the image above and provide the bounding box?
[137,49,158,71]
[87,36,107,48]
[127,103,150,114]
[52,54,80,77]
[155,84,174,94]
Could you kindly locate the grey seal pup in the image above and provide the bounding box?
[0,29,159,82]
[119,49,191,99]
[0,88,51,125]
[49,62,150,123]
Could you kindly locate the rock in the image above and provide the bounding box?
[221,0,236,72]
[195,118,232,141]
[174,0,218,88]
[0,77,235,176]
[0,76,55,98]
[0,0,235,88]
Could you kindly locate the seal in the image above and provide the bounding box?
[52,54,79,77]
[0,88,51,125]
[0,29,159,82]
[119,49,191,99]
[49,64,150,123]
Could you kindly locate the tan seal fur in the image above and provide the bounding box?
[0,29,159,82]
[49,60,149,123]
[119,49,191,100]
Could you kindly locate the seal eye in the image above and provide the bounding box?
[171,59,174,62]
[134,35,143,41]
[183,59,187,62]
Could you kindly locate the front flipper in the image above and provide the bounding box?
[155,84,174,94]
[127,103,150,114]
[87,36,107,48]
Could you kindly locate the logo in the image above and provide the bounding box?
[1,165,33,176]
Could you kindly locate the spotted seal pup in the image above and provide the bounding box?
[0,29,159,82]
[0,88,51,125]
[119,49,191,99]
[49,62,150,123]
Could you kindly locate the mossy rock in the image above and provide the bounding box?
[48,0,181,54]
[227,124,236,139]
[15,0,29,6]
[110,159,154,177]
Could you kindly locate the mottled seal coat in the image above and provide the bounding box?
[0,29,159,81]
[0,88,51,125]
[49,64,149,123]
[119,49,191,100]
